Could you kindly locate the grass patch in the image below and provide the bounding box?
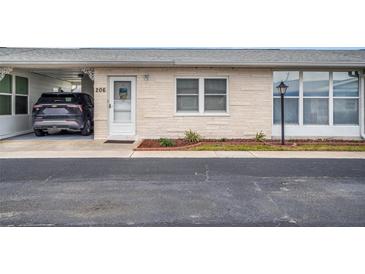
[191,143,365,151]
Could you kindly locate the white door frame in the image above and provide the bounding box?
[108,76,136,139]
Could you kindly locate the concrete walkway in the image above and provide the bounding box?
[1,139,365,159]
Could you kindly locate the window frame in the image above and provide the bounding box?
[0,74,13,116]
[204,78,228,113]
[175,76,229,116]
[332,72,360,125]
[272,70,360,127]
[175,77,200,113]
[302,71,330,125]
[0,94,12,116]
[0,73,30,117]
[273,97,300,125]
[273,71,300,125]
[15,76,29,115]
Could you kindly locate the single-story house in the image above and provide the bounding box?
[0,48,364,140]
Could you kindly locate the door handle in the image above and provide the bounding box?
[109,103,112,109]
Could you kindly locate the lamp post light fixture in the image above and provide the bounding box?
[276,81,288,145]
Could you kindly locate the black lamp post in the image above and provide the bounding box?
[276,81,288,145]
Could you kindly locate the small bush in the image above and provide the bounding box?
[255,131,266,142]
[159,138,175,147]
[184,129,201,143]
[219,137,228,142]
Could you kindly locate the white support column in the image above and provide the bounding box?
[360,73,365,139]
[199,77,204,114]
[329,72,334,126]
[299,71,303,126]
[0,67,13,82]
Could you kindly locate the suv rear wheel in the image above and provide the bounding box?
[81,119,91,136]
[34,129,46,137]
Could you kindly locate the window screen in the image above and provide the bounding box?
[15,76,29,95]
[0,74,12,93]
[0,95,11,115]
[204,79,227,112]
[176,79,199,112]
[15,96,28,114]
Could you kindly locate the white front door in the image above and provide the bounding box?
[109,77,136,139]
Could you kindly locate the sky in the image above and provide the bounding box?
[1,0,365,48]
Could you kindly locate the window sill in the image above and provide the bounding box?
[0,114,30,117]
[273,124,360,127]
[174,112,230,117]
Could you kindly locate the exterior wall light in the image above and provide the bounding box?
[276,81,288,145]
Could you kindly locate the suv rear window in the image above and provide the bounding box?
[37,94,80,104]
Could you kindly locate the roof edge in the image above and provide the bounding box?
[1,61,365,68]
[1,47,365,50]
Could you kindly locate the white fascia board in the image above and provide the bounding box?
[1,61,365,69]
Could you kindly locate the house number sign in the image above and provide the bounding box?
[95,87,106,93]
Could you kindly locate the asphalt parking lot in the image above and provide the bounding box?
[0,158,364,226]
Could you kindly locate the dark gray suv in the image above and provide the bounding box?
[32,92,94,136]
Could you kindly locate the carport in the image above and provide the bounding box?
[0,66,94,140]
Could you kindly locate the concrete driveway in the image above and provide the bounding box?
[6,131,93,141]
[2,135,365,159]
[0,135,135,158]
[1,158,364,226]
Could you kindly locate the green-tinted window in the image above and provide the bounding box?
[0,95,12,115]
[16,76,28,95]
[0,74,12,93]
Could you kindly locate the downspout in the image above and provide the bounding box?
[360,70,365,139]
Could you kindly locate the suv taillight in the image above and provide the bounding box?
[33,104,41,112]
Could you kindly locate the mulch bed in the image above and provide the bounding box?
[135,138,365,151]
[135,139,202,151]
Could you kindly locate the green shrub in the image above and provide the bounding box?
[184,129,201,143]
[159,138,175,147]
[255,131,266,142]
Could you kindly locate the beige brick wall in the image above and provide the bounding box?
[93,67,273,140]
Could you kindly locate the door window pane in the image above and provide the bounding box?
[15,76,29,95]
[16,96,28,114]
[334,99,358,125]
[333,72,359,97]
[273,98,299,124]
[273,71,299,96]
[114,81,131,122]
[0,95,11,115]
[114,81,131,100]
[303,72,329,97]
[0,74,12,93]
[303,98,329,124]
